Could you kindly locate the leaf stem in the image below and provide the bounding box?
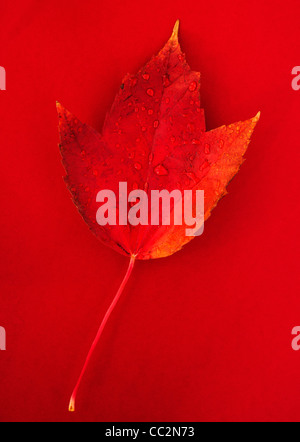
[69,255,136,412]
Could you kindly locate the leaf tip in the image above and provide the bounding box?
[170,19,180,43]
[254,111,261,123]
[56,101,63,113]
[68,397,75,412]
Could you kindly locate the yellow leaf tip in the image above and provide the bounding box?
[170,20,180,42]
[68,397,75,412]
[254,111,261,122]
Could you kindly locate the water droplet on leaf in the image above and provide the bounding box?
[204,144,211,154]
[147,88,154,97]
[163,74,171,87]
[189,81,197,92]
[154,164,169,176]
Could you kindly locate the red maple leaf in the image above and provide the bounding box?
[57,21,260,411]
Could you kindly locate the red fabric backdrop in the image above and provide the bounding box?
[0,0,300,422]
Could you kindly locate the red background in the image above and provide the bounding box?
[0,0,300,422]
